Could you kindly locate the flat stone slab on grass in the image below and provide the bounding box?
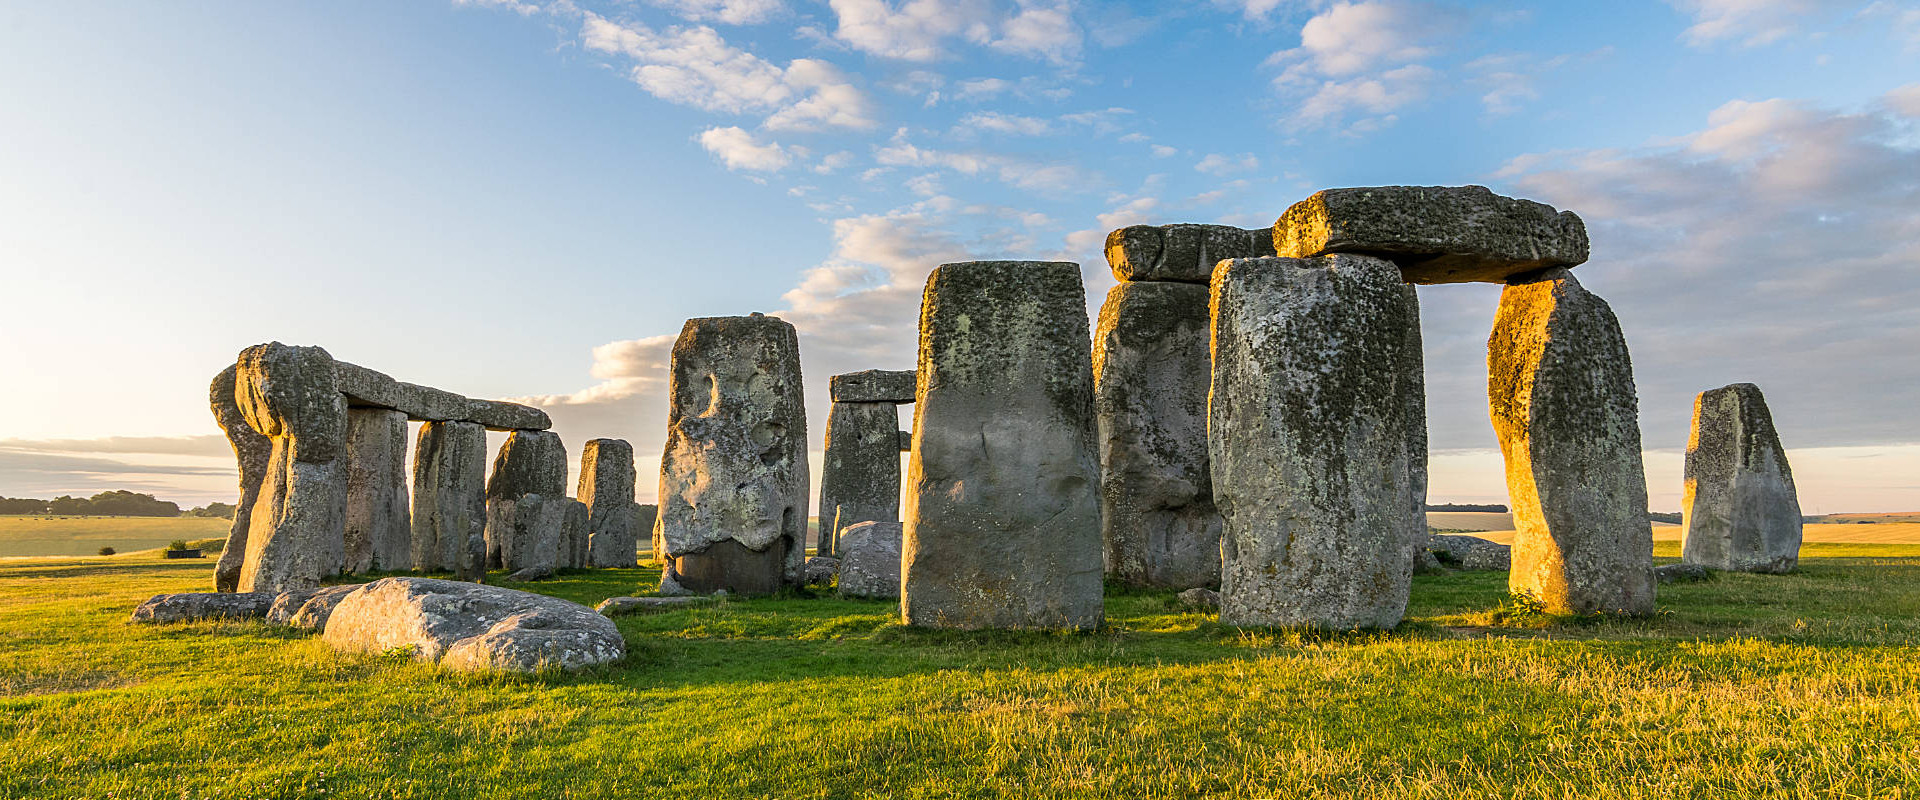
[1274,185,1588,284]
[130,592,274,624]
[323,577,624,673]
[595,596,715,616]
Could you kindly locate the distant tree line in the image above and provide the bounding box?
[1424,503,1510,513]
[0,490,207,517]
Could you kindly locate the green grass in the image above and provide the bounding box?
[2,543,1919,798]
[0,515,231,558]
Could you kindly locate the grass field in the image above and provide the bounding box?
[4,539,1920,798]
[0,515,231,558]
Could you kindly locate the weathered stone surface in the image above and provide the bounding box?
[234,343,348,595]
[1461,544,1511,571]
[485,430,567,567]
[657,314,809,593]
[1274,185,1589,284]
[287,585,362,630]
[903,261,1104,631]
[333,360,550,431]
[411,421,488,579]
[580,439,639,568]
[1490,268,1655,615]
[1429,534,1510,571]
[322,577,624,672]
[344,408,411,573]
[1177,588,1220,609]
[1094,281,1221,589]
[637,503,659,560]
[1682,383,1803,573]
[1105,223,1275,284]
[818,401,904,558]
[829,369,917,403]
[1655,563,1711,584]
[266,588,319,625]
[130,592,273,623]
[210,365,271,593]
[595,596,713,616]
[1209,255,1427,630]
[563,498,589,570]
[837,521,903,599]
[803,556,840,587]
[899,430,912,451]
[490,493,568,576]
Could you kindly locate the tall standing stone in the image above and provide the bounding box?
[1094,281,1221,589]
[1489,268,1655,615]
[210,365,271,593]
[1682,383,1802,573]
[412,420,488,580]
[484,430,567,569]
[902,261,1104,631]
[580,438,639,568]
[817,398,906,557]
[656,314,809,595]
[1208,255,1427,629]
[233,343,349,595]
[343,408,411,573]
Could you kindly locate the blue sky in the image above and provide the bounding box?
[1,0,1916,511]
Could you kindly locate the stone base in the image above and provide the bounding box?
[672,538,790,595]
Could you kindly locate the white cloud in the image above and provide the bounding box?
[960,110,1054,136]
[954,77,1013,100]
[1216,0,1296,20]
[1667,0,1850,47]
[992,1,1083,64]
[826,0,1083,63]
[697,126,793,171]
[1150,144,1178,158]
[648,0,786,25]
[580,14,876,130]
[873,132,1099,192]
[1195,152,1260,176]
[813,151,858,173]
[1886,83,1920,118]
[1269,1,1453,130]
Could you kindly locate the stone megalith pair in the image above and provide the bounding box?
[1095,223,1270,589]
[484,430,571,574]
[579,438,641,568]
[1681,383,1802,573]
[656,314,809,595]
[902,261,1104,631]
[817,369,914,558]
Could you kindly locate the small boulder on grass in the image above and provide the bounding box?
[1177,588,1220,609]
[130,592,273,624]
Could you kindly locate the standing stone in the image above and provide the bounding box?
[564,498,590,569]
[411,421,488,580]
[494,493,567,578]
[343,408,411,573]
[1489,268,1655,615]
[210,365,271,593]
[1105,223,1275,283]
[637,503,659,561]
[817,399,904,557]
[580,438,639,568]
[656,314,809,595]
[1094,281,1221,589]
[1682,383,1802,573]
[903,261,1103,631]
[484,430,567,568]
[1208,255,1427,629]
[234,343,349,595]
[837,521,904,599]
[1274,185,1589,284]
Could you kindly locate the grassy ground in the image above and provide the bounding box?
[0,515,231,558]
[2,542,1918,799]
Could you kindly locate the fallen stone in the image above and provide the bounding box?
[234,342,348,595]
[1655,563,1711,584]
[836,521,903,599]
[322,577,624,672]
[334,359,550,431]
[282,585,363,631]
[1105,223,1275,284]
[411,421,488,579]
[210,365,271,593]
[1274,185,1589,284]
[1429,534,1510,571]
[803,556,840,587]
[1461,545,1511,571]
[266,588,320,625]
[343,408,411,573]
[1094,280,1220,589]
[595,596,713,616]
[1177,588,1220,609]
[1490,268,1655,615]
[1682,383,1802,573]
[130,592,273,624]
[580,438,639,569]
[818,401,904,557]
[506,565,553,582]
[828,369,916,404]
[657,314,809,594]
[1209,255,1427,630]
[903,261,1104,631]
